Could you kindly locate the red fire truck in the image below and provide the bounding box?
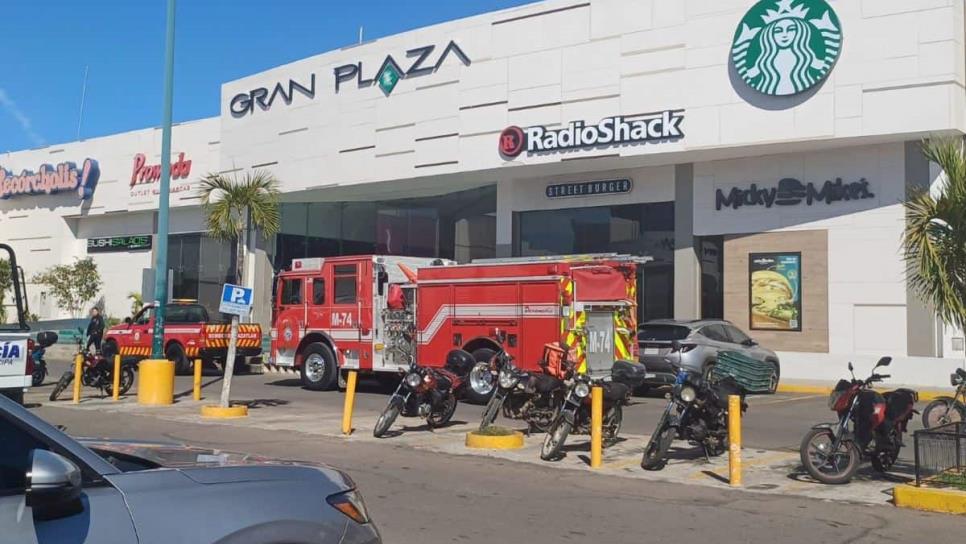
[270,254,641,403]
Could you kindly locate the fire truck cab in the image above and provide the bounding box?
[270,255,449,391]
[271,254,642,403]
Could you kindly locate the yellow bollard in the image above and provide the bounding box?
[112,355,121,401]
[137,359,175,405]
[729,395,742,487]
[193,359,202,401]
[342,371,358,435]
[590,385,603,468]
[72,353,83,404]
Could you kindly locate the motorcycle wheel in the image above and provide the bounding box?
[641,423,674,471]
[105,367,136,397]
[428,394,457,428]
[49,371,74,402]
[480,391,505,431]
[800,428,860,485]
[540,418,572,461]
[922,398,965,429]
[870,431,901,473]
[373,398,403,438]
[603,404,623,443]
[31,365,47,387]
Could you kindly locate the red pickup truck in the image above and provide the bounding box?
[104,301,262,374]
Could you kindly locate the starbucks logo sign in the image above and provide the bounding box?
[731,0,842,96]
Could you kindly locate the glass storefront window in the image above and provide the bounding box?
[514,202,675,322]
[167,233,236,317]
[698,236,724,319]
[270,186,496,270]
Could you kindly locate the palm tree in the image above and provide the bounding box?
[903,137,966,333]
[127,291,144,316]
[199,171,281,408]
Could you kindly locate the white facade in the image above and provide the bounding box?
[2,0,966,385]
[0,118,219,319]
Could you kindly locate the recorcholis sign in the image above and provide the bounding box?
[0,159,100,201]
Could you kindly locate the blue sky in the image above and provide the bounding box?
[0,0,531,153]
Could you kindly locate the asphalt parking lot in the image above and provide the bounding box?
[38,358,902,453]
[27,359,961,544]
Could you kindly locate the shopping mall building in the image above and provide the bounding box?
[2,0,964,385]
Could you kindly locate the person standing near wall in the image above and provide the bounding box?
[86,306,105,353]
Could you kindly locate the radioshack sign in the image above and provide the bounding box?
[0,159,100,201]
[499,111,685,158]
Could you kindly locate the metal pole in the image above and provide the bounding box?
[342,371,358,435]
[590,385,603,468]
[729,395,742,486]
[112,354,121,401]
[151,0,176,359]
[76,65,89,141]
[193,358,202,401]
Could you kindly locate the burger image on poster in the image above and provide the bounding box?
[751,269,799,328]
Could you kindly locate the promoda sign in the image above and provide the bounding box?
[499,111,685,158]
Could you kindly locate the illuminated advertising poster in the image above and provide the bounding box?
[749,252,802,331]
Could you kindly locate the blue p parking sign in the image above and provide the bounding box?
[219,283,253,316]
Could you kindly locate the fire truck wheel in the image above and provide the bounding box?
[465,348,497,405]
[166,343,191,375]
[300,343,337,391]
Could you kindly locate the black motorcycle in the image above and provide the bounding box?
[539,360,645,461]
[641,366,746,471]
[30,331,58,386]
[479,350,565,433]
[50,335,136,401]
[373,349,475,438]
[921,368,966,428]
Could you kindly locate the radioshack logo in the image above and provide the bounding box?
[499,126,525,158]
[499,111,685,159]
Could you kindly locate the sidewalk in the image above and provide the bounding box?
[778,379,948,401]
[47,392,909,507]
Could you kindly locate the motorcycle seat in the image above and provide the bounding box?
[602,381,630,403]
[530,373,563,394]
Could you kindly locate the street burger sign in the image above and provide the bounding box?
[499,111,685,158]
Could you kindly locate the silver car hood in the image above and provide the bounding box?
[78,438,354,487]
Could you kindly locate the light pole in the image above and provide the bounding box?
[151,0,176,359]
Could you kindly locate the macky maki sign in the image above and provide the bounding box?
[731,0,842,96]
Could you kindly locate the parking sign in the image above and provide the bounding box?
[219,283,253,316]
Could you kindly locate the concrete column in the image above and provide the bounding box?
[495,179,514,257]
[674,164,700,320]
[904,141,938,357]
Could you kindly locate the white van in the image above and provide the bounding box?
[0,244,32,404]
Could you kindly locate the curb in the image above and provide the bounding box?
[201,404,249,419]
[894,484,966,514]
[465,430,525,450]
[777,383,946,401]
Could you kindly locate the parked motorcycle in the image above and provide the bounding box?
[479,350,566,433]
[30,331,58,386]
[373,349,475,438]
[641,366,746,470]
[799,357,918,484]
[49,334,136,401]
[921,367,966,428]
[539,358,644,461]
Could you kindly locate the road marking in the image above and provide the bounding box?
[753,394,824,406]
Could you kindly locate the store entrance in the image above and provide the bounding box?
[513,201,675,324]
